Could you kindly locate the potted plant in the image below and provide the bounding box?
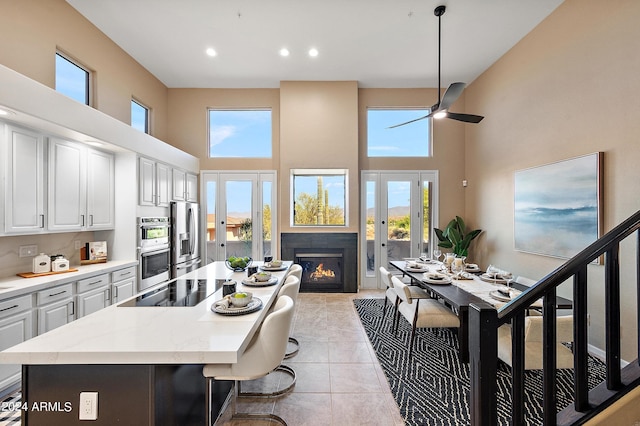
[434,216,482,257]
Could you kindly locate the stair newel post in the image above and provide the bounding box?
[469,302,498,426]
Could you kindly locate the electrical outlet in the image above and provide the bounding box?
[19,245,38,258]
[587,313,591,326]
[79,392,98,420]
[75,240,83,250]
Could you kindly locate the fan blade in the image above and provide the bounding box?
[439,82,466,110]
[446,112,484,123]
[387,114,429,129]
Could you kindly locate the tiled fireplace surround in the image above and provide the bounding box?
[281,233,358,293]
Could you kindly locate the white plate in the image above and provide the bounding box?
[406,266,428,272]
[465,265,480,272]
[260,265,287,271]
[480,273,509,284]
[211,298,263,315]
[242,276,278,287]
[422,273,452,285]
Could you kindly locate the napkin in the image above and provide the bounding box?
[486,264,512,278]
[214,297,231,309]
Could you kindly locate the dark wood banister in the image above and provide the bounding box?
[469,209,640,425]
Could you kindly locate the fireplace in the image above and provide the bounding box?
[295,250,343,292]
[281,233,357,293]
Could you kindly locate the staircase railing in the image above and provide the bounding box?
[469,209,640,425]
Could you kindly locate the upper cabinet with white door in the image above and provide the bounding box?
[172,168,198,202]
[139,157,170,207]
[4,124,46,234]
[48,138,115,232]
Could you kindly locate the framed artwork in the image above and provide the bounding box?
[514,153,603,260]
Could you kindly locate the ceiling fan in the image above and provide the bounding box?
[389,5,484,128]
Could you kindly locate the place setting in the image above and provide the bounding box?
[211,291,263,315]
[479,264,513,285]
[242,269,278,287]
[259,258,287,271]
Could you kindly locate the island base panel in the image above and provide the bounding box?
[22,364,232,425]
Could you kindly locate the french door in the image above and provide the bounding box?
[360,171,439,289]
[201,171,277,264]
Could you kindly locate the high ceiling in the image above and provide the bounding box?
[65,0,564,89]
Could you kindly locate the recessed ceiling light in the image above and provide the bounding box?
[279,48,290,57]
[308,48,319,57]
[85,141,104,147]
[206,48,217,57]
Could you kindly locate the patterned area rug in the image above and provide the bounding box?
[0,390,21,425]
[354,298,606,426]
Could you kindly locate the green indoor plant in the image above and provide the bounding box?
[434,216,482,257]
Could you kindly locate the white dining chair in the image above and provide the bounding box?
[497,314,574,370]
[392,276,460,356]
[277,273,301,359]
[380,266,430,317]
[203,295,295,426]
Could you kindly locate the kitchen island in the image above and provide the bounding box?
[0,261,290,425]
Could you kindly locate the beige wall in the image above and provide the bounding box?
[0,0,169,139]
[358,88,467,230]
[279,81,360,233]
[464,0,640,360]
[167,88,280,170]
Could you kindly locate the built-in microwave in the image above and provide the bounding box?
[138,217,171,291]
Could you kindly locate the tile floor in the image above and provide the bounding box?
[216,289,404,426]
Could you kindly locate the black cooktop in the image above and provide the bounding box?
[119,279,215,307]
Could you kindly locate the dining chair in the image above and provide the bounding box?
[277,273,301,359]
[497,314,574,370]
[391,276,460,356]
[203,295,295,426]
[380,266,430,316]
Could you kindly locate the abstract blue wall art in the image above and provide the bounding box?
[514,153,602,260]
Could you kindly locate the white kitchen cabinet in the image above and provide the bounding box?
[111,266,136,304]
[4,125,46,234]
[48,138,115,232]
[76,274,110,318]
[139,157,170,207]
[48,138,86,231]
[172,168,198,202]
[86,147,115,229]
[36,284,75,335]
[0,294,33,390]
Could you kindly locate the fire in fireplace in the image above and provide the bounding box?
[295,251,344,292]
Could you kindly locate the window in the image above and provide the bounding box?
[367,108,431,157]
[208,109,272,158]
[55,52,90,105]
[131,99,149,133]
[291,169,347,227]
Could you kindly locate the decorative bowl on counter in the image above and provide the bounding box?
[230,291,253,308]
[225,256,252,272]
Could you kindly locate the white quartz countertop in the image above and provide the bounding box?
[0,260,139,299]
[0,261,290,365]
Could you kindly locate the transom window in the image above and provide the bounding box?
[291,169,347,227]
[208,109,272,158]
[55,52,91,105]
[131,99,149,133]
[367,108,431,157]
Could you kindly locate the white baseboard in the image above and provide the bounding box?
[588,343,630,367]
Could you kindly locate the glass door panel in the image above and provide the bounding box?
[384,178,412,264]
[205,181,216,264]
[223,179,254,259]
[262,180,273,260]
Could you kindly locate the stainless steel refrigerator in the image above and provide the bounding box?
[170,201,201,278]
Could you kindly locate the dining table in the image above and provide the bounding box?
[389,260,573,363]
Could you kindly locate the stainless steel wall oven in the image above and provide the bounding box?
[138,217,171,291]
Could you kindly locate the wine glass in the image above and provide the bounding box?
[432,247,442,262]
